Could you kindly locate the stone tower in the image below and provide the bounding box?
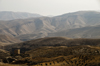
[11,48,20,55]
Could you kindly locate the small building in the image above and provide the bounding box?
[11,48,20,56]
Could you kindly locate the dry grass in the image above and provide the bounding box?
[10,46,100,66]
[0,63,26,66]
[23,54,100,66]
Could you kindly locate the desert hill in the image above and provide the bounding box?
[0,35,21,47]
[0,11,42,20]
[5,37,70,51]
[53,11,100,30]
[5,37,100,52]
[48,25,100,38]
[0,17,56,40]
[26,46,100,58]
[0,11,100,40]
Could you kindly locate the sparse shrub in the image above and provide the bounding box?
[41,64,42,66]
[49,63,52,65]
[53,61,55,64]
[45,63,47,66]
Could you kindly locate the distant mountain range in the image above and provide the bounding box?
[0,11,42,20]
[0,11,100,41]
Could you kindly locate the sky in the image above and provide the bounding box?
[0,0,100,16]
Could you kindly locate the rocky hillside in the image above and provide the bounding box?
[0,11,42,20]
[0,17,56,40]
[0,11,100,40]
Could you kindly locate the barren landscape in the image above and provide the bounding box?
[0,11,100,66]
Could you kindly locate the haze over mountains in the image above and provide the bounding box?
[0,11,42,20]
[0,11,100,41]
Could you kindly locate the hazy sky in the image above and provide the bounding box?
[0,0,100,16]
